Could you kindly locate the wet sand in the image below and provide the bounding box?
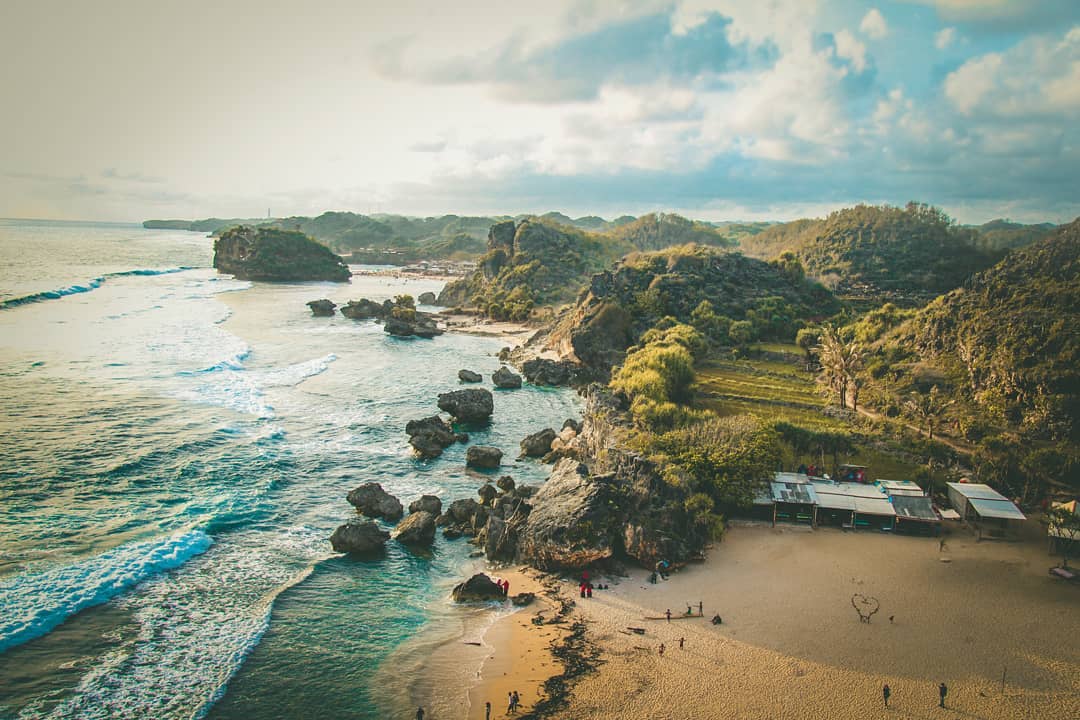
[454,524,1079,719]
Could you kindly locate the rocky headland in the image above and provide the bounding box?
[214,226,351,282]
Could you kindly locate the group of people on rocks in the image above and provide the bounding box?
[578,570,609,598]
[492,578,510,596]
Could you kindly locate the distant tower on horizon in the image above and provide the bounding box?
[267,207,270,219]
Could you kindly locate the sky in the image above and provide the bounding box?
[1,0,1078,224]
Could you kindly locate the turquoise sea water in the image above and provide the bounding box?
[0,219,578,719]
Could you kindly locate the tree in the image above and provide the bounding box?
[816,324,863,409]
[1047,505,1080,568]
[903,385,953,441]
[796,327,819,363]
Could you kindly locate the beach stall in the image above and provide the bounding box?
[890,495,941,535]
[767,472,818,526]
[946,482,1026,540]
[813,482,896,531]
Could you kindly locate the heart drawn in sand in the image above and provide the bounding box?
[851,593,880,622]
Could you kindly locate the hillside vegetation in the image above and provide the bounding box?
[738,203,1000,303]
[546,244,839,371]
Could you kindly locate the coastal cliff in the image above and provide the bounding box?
[213,226,351,282]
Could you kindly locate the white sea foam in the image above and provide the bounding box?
[31,526,332,720]
[0,530,213,654]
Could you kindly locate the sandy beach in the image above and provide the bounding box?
[450,524,1079,720]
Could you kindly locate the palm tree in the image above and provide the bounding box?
[816,324,863,409]
[903,385,953,440]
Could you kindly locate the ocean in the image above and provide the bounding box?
[0,219,579,719]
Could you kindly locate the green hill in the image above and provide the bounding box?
[738,203,999,303]
[546,244,840,371]
[436,218,635,319]
[607,212,740,250]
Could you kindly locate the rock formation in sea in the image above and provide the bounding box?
[436,498,488,539]
[521,358,579,386]
[408,495,443,515]
[346,482,404,521]
[466,445,503,469]
[214,226,351,282]
[458,369,482,383]
[437,388,494,423]
[340,298,385,319]
[520,428,556,458]
[306,299,337,316]
[329,519,391,554]
[405,415,460,459]
[393,511,437,546]
[451,573,506,602]
[492,366,522,389]
[417,291,437,304]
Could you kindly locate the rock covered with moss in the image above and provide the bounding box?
[214,226,351,282]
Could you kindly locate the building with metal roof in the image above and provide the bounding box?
[946,482,1026,540]
[810,481,896,530]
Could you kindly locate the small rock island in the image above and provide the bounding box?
[214,226,351,282]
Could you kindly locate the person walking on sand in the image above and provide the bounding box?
[416,707,424,720]
[485,701,491,720]
[665,608,671,622]
[698,601,703,616]
[939,682,948,708]
[507,691,514,713]
[678,637,684,649]
[512,690,520,711]
[883,684,891,708]
[658,643,665,657]
[939,538,947,552]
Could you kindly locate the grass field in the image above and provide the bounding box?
[695,344,926,482]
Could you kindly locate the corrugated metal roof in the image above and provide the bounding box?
[816,493,856,511]
[946,482,1009,501]
[853,496,897,516]
[774,471,812,484]
[771,481,818,505]
[891,495,939,522]
[815,482,886,499]
[877,479,924,494]
[967,497,1027,521]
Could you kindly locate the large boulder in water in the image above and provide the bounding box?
[452,573,506,602]
[492,367,522,389]
[417,291,437,305]
[520,428,556,457]
[307,299,337,316]
[340,298,385,320]
[347,482,404,521]
[394,511,437,546]
[517,459,622,571]
[437,388,493,423]
[329,519,390,554]
[521,358,578,386]
[213,226,350,282]
[458,369,482,383]
[466,446,503,469]
[405,416,458,459]
[409,495,443,516]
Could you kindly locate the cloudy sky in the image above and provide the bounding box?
[2,0,1078,223]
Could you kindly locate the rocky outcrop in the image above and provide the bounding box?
[437,498,488,538]
[307,299,337,316]
[409,495,443,516]
[466,446,503,469]
[520,428,557,457]
[492,366,522,389]
[496,475,516,493]
[384,314,443,338]
[515,459,623,571]
[214,226,350,282]
[451,573,506,602]
[340,298,385,319]
[478,484,498,507]
[393,511,437,546]
[347,483,404,521]
[521,358,579,386]
[417,291,437,305]
[405,416,461,459]
[458,369,482,383]
[511,592,536,607]
[437,388,494,423]
[329,519,390,554]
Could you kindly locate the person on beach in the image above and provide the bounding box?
[712,614,723,625]
[507,691,514,713]
[658,643,665,656]
[939,682,948,708]
[698,601,703,616]
[939,538,947,552]
[485,701,491,720]
[416,707,424,720]
[678,637,684,649]
[883,684,891,708]
[512,690,520,711]
[665,609,671,622]
[586,584,593,598]
[503,580,510,596]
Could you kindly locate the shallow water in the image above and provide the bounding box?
[0,220,578,719]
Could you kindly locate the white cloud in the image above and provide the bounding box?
[860,9,889,39]
[944,25,1080,116]
[834,29,868,71]
[935,27,956,49]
